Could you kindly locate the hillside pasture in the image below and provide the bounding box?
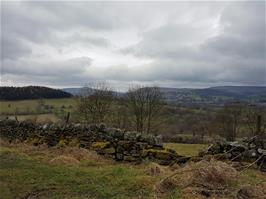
[0,141,265,199]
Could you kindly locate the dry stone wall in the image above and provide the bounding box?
[0,119,187,165]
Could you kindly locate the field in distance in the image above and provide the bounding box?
[0,99,78,124]
[0,98,76,115]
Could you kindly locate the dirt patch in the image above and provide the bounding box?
[20,188,55,199]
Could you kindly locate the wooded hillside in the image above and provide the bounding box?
[0,86,72,100]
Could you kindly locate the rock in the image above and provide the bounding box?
[124,131,138,142]
[124,155,137,162]
[0,119,192,166]
[135,142,148,150]
[242,149,257,159]
[89,124,98,132]
[142,149,176,160]
[141,134,157,145]
[115,153,124,160]
[91,141,110,150]
[42,123,49,130]
[98,123,106,131]
[205,136,266,171]
[115,145,124,154]
[109,128,124,139]
[102,147,116,154]
[155,135,163,146]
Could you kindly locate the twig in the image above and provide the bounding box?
[215,145,240,160]
[230,153,242,161]
[239,154,264,174]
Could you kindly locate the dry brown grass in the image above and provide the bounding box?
[0,139,114,166]
[156,159,240,198]
[144,162,167,177]
[155,159,266,198]
[49,155,80,166]
[1,139,265,199]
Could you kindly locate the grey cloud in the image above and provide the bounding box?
[64,33,111,48]
[1,1,265,88]
[121,1,265,86]
[2,56,92,76]
[1,2,113,51]
[1,35,32,60]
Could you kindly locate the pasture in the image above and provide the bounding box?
[0,98,76,115]
[0,141,265,199]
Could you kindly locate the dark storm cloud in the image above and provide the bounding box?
[1,1,265,88]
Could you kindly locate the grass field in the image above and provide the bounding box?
[164,143,207,156]
[0,98,76,115]
[4,114,61,123]
[0,142,265,199]
[0,144,158,199]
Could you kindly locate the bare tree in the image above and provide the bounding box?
[126,85,146,132]
[144,87,163,134]
[77,82,114,123]
[126,85,163,133]
[244,104,266,136]
[216,102,243,141]
[109,100,129,129]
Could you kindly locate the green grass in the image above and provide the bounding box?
[1,143,265,199]
[0,98,76,115]
[164,143,208,156]
[0,147,154,199]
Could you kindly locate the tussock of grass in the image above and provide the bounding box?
[144,162,166,177]
[156,159,266,199]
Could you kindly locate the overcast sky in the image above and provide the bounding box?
[1,1,265,90]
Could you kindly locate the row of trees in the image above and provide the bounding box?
[76,83,266,140]
[77,83,164,134]
[216,103,265,141]
[183,102,266,142]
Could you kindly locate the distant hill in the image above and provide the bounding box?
[0,86,72,100]
[159,86,266,105]
[62,86,266,105]
[62,87,124,97]
[62,87,97,96]
[195,86,266,97]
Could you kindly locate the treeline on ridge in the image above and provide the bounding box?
[0,86,72,100]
